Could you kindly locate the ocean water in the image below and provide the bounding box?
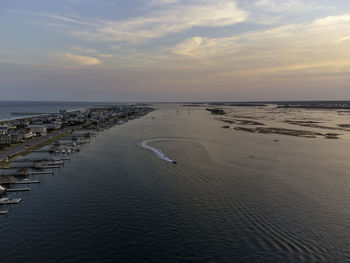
[0,104,350,262]
[0,101,117,121]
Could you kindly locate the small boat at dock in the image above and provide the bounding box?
[0,197,22,204]
[0,186,6,196]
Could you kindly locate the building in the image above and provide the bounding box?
[45,121,62,131]
[28,125,47,136]
[0,126,8,135]
[0,134,12,145]
[16,129,33,139]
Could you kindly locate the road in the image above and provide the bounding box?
[0,127,74,161]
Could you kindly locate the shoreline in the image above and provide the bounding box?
[0,105,155,164]
[1,104,155,215]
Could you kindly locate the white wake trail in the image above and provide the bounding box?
[139,139,177,163]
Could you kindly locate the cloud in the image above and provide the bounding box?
[70,47,114,58]
[147,0,179,5]
[70,1,247,43]
[7,10,95,26]
[71,47,98,53]
[170,13,350,76]
[58,53,101,66]
[253,0,325,13]
[172,36,238,59]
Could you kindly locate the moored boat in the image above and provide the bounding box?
[0,186,6,196]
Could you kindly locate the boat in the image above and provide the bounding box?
[0,197,22,204]
[61,149,66,153]
[139,139,177,164]
[0,186,6,196]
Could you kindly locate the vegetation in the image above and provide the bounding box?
[206,108,225,115]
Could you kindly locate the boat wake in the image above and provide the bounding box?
[138,139,177,164]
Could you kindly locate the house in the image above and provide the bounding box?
[0,126,8,135]
[45,121,62,131]
[0,134,12,145]
[30,117,46,125]
[16,129,33,139]
[14,119,30,128]
[7,129,23,143]
[28,125,47,136]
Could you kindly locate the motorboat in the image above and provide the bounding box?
[0,186,6,196]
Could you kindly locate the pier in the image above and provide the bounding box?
[12,157,69,162]
[0,198,22,204]
[3,180,40,184]
[1,164,60,169]
[7,188,31,192]
[0,171,53,177]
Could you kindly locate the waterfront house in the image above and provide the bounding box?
[30,117,46,125]
[0,126,8,135]
[0,134,12,145]
[45,121,62,131]
[14,119,30,128]
[28,124,47,136]
[7,129,23,143]
[16,129,33,139]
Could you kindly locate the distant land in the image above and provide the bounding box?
[182,100,350,109]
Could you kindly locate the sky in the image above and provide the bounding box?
[1,0,350,102]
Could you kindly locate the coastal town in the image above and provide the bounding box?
[0,104,154,214]
[0,105,153,158]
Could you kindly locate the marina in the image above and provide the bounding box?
[0,105,154,216]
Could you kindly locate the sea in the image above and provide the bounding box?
[0,102,350,262]
[0,101,119,121]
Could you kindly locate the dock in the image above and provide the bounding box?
[0,171,53,176]
[32,171,54,175]
[3,180,40,184]
[13,158,69,162]
[2,165,59,169]
[0,198,22,204]
[7,188,31,192]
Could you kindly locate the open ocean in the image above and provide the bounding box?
[1,103,350,262]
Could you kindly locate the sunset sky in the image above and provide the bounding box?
[1,0,350,101]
